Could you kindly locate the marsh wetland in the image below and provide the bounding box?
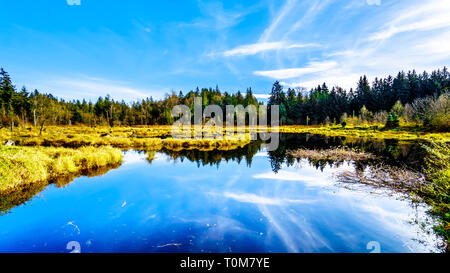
[0,131,447,253]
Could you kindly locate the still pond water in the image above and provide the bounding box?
[0,135,443,253]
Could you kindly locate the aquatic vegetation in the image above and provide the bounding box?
[289,143,449,250]
[336,164,427,193]
[289,147,428,192]
[311,141,449,250]
[2,125,449,149]
[288,148,379,162]
[422,140,450,245]
[0,126,165,149]
[0,126,252,150]
[0,145,122,192]
[276,125,450,142]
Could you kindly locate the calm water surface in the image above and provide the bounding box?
[0,136,443,253]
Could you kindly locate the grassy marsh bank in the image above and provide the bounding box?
[0,126,252,196]
[2,124,449,145]
[0,126,251,150]
[276,124,450,142]
[0,146,122,192]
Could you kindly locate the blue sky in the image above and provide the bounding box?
[1,0,449,101]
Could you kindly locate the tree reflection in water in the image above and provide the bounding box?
[156,134,427,174]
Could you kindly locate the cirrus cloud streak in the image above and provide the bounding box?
[253,61,338,80]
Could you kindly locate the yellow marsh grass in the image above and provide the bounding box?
[162,138,251,151]
[3,124,446,150]
[275,125,450,142]
[1,125,449,144]
[0,126,252,150]
[0,146,122,192]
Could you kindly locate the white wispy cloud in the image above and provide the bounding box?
[253,61,338,80]
[284,70,362,90]
[370,16,450,41]
[30,76,167,101]
[413,30,450,57]
[282,0,334,39]
[324,50,358,58]
[259,0,298,42]
[369,1,450,41]
[66,0,81,6]
[249,0,450,90]
[223,192,314,205]
[253,94,271,99]
[122,151,148,164]
[53,78,150,98]
[184,1,259,30]
[222,42,320,57]
[253,169,331,187]
[366,0,381,6]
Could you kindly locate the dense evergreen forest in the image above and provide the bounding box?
[270,68,449,130]
[0,67,449,131]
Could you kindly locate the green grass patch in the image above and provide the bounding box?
[0,145,123,192]
[421,140,450,247]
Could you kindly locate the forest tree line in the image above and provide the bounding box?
[0,68,260,130]
[0,67,449,131]
[268,67,449,130]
